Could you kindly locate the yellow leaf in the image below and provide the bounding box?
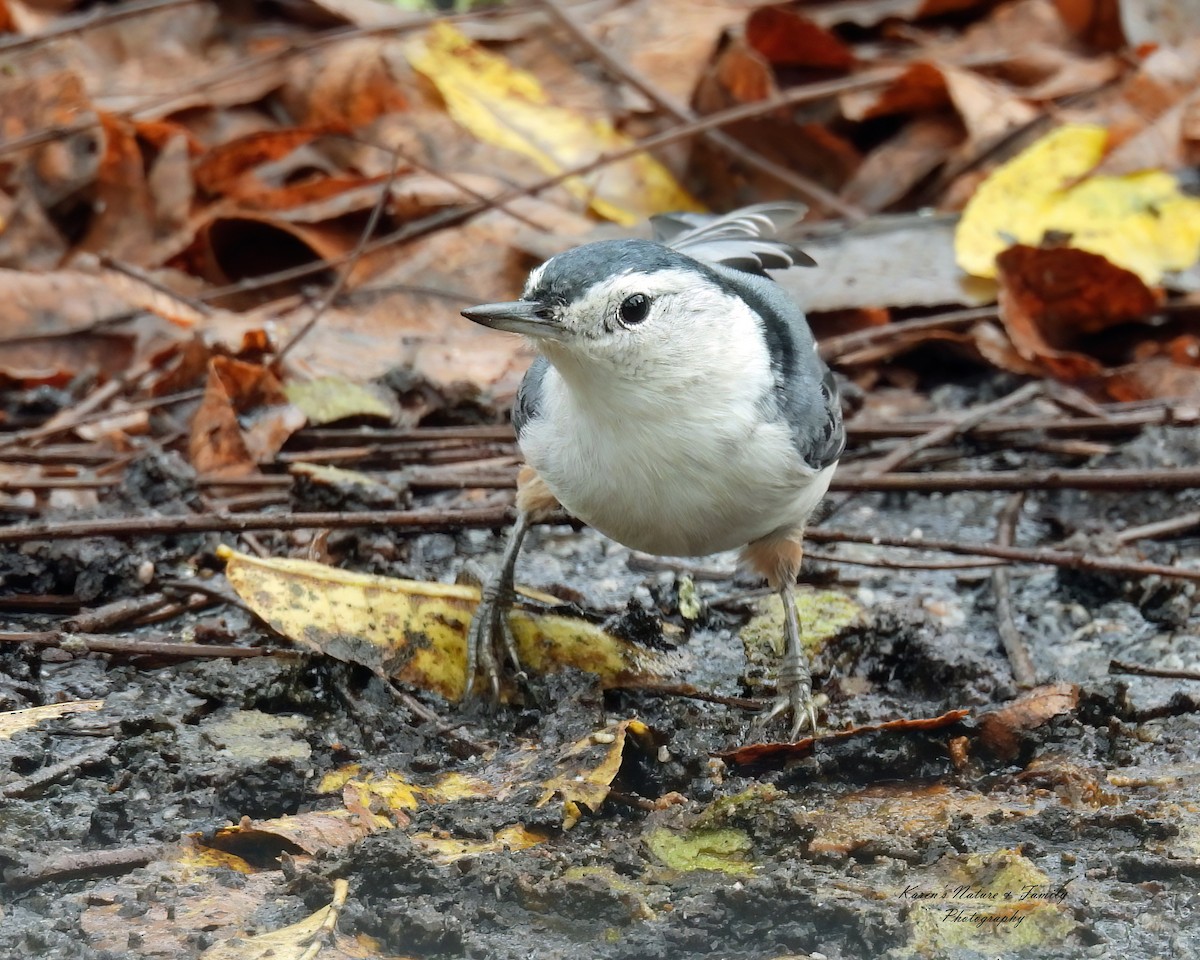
[537,718,655,827]
[407,22,700,225]
[956,124,1200,284]
[0,700,104,740]
[283,377,395,425]
[218,546,682,701]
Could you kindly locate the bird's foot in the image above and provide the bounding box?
[755,650,818,741]
[461,560,526,702]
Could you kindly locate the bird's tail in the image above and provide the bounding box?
[650,203,815,273]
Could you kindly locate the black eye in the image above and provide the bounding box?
[619,293,650,326]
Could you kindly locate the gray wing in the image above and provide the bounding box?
[709,263,844,472]
[651,203,816,274]
[512,354,549,440]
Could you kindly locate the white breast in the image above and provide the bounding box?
[519,367,832,557]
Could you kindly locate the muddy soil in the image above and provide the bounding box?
[2,375,1199,959]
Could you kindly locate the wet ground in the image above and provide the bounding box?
[2,376,1199,959]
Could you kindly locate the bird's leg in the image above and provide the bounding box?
[743,534,817,739]
[765,582,818,740]
[464,509,530,701]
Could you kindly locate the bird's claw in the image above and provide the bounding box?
[760,676,818,741]
[463,565,525,703]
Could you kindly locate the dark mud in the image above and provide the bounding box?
[2,379,1199,959]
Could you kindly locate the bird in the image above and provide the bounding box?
[459,203,845,739]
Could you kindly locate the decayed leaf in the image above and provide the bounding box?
[978,683,1080,760]
[956,124,1200,284]
[411,825,548,864]
[406,22,699,225]
[537,719,657,828]
[218,547,683,701]
[199,879,411,960]
[645,825,754,876]
[0,700,104,740]
[995,244,1160,381]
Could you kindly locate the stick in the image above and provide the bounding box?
[992,493,1037,687]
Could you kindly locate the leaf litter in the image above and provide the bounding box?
[1,1,1200,959]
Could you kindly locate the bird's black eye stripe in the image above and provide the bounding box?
[619,293,650,326]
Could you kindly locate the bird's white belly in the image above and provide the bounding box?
[521,405,832,557]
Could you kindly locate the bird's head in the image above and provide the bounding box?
[461,239,751,379]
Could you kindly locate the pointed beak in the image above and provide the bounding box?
[461,300,563,340]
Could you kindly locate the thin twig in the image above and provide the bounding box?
[0,631,298,660]
[0,506,512,544]
[992,493,1037,687]
[818,306,999,361]
[1110,660,1200,682]
[65,593,171,633]
[864,382,1041,476]
[805,528,1200,584]
[0,0,196,53]
[831,466,1200,492]
[3,843,162,888]
[2,740,119,801]
[1113,511,1200,545]
[198,59,980,303]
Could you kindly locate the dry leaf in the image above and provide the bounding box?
[218,547,684,701]
[995,244,1160,380]
[715,709,971,769]
[744,6,855,70]
[406,22,699,225]
[977,683,1081,761]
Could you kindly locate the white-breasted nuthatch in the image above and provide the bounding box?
[461,204,844,738]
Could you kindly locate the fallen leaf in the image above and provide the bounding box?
[978,683,1082,761]
[537,719,658,828]
[189,358,302,476]
[284,377,396,425]
[775,215,995,313]
[218,547,684,701]
[715,709,971,769]
[744,6,855,70]
[995,244,1160,380]
[956,123,1200,284]
[406,22,699,225]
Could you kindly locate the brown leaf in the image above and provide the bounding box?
[996,245,1161,380]
[715,709,971,769]
[977,683,1080,760]
[72,114,157,265]
[188,357,299,477]
[841,62,952,121]
[745,5,855,70]
[1102,357,1200,402]
[193,128,343,198]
